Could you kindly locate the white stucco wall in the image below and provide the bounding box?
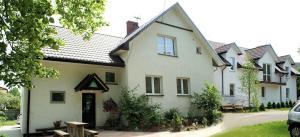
[21,61,123,133]
[121,8,215,114]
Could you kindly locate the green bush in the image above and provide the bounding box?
[0,135,7,137]
[120,88,163,130]
[280,102,285,108]
[164,108,181,123]
[285,101,289,108]
[259,103,265,111]
[170,112,183,132]
[0,92,20,110]
[191,83,222,126]
[272,102,276,109]
[0,111,6,121]
[276,102,281,108]
[289,100,293,107]
[267,102,272,109]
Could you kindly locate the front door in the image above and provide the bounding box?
[82,93,96,129]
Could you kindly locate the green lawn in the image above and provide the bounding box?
[0,120,17,127]
[213,121,289,137]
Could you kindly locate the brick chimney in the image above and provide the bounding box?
[126,21,139,36]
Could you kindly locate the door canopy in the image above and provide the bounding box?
[75,73,109,92]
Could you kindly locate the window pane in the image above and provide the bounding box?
[51,92,65,102]
[230,84,234,96]
[106,72,115,83]
[154,77,161,93]
[183,79,189,94]
[157,36,165,54]
[165,38,174,56]
[230,57,235,70]
[286,88,290,98]
[146,77,152,93]
[177,79,182,94]
[261,87,265,97]
[263,64,266,74]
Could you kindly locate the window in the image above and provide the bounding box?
[286,88,290,98]
[286,67,290,78]
[261,87,265,97]
[145,76,162,94]
[106,72,116,84]
[229,57,235,70]
[230,84,235,96]
[177,78,190,95]
[196,47,202,54]
[263,64,271,82]
[157,35,176,56]
[50,91,65,103]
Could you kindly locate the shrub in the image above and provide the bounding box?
[293,101,296,107]
[191,83,222,126]
[289,100,293,107]
[276,102,281,108]
[285,101,289,108]
[0,135,7,137]
[164,108,182,123]
[0,92,20,110]
[267,102,272,109]
[0,111,6,121]
[280,102,285,108]
[259,103,265,111]
[272,102,276,109]
[170,112,183,132]
[120,88,163,130]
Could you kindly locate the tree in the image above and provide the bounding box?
[9,87,20,97]
[0,0,108,89]
[240,54,260,110]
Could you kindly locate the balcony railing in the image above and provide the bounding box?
[259,80,286,86]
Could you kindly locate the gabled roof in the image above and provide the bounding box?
[278,55,295,65]
[43,26,125,67]
[214,43,242,55]
[245,45,278,61]
[110,3,225,66]
[75,73,109,92]
[291,67,300,76]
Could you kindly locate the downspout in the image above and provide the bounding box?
[26,89,31,137]
[221,66,227,96]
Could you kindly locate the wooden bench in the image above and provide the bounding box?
[84,129,98,137]
[222,104,235,110]
[36,126,67,135]
[54,130,69,137]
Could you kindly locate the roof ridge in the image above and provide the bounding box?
[50,25,124,39]
[245,44,270,51]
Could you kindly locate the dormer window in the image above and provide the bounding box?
[286,66,290,78]
[157,35,176,56]
[229,57,235,71]
[263,64,271,82]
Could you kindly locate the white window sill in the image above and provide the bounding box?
[158,53,178,57]
[105,82,118,85]
[145,94,164,96]
[177,94,191,97]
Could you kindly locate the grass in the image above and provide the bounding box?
[213,121,289,137]
[0,120,17,127]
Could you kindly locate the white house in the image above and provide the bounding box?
[210,41,299,106]
[20,3,224,135]
[19,3,299,135]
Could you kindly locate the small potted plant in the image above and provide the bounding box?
[53,120,62,129]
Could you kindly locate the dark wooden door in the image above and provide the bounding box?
[82,93,96,129]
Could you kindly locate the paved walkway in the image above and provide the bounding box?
[97,110,288,137]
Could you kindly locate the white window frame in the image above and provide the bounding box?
[229,84,235,96]
[229,57,235,71]
[145,75,163,95]
[177,77,190,95]
[105,72,117,84]
[50,91,65,104]
[157,35,177,56]
[263,64,271,82]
